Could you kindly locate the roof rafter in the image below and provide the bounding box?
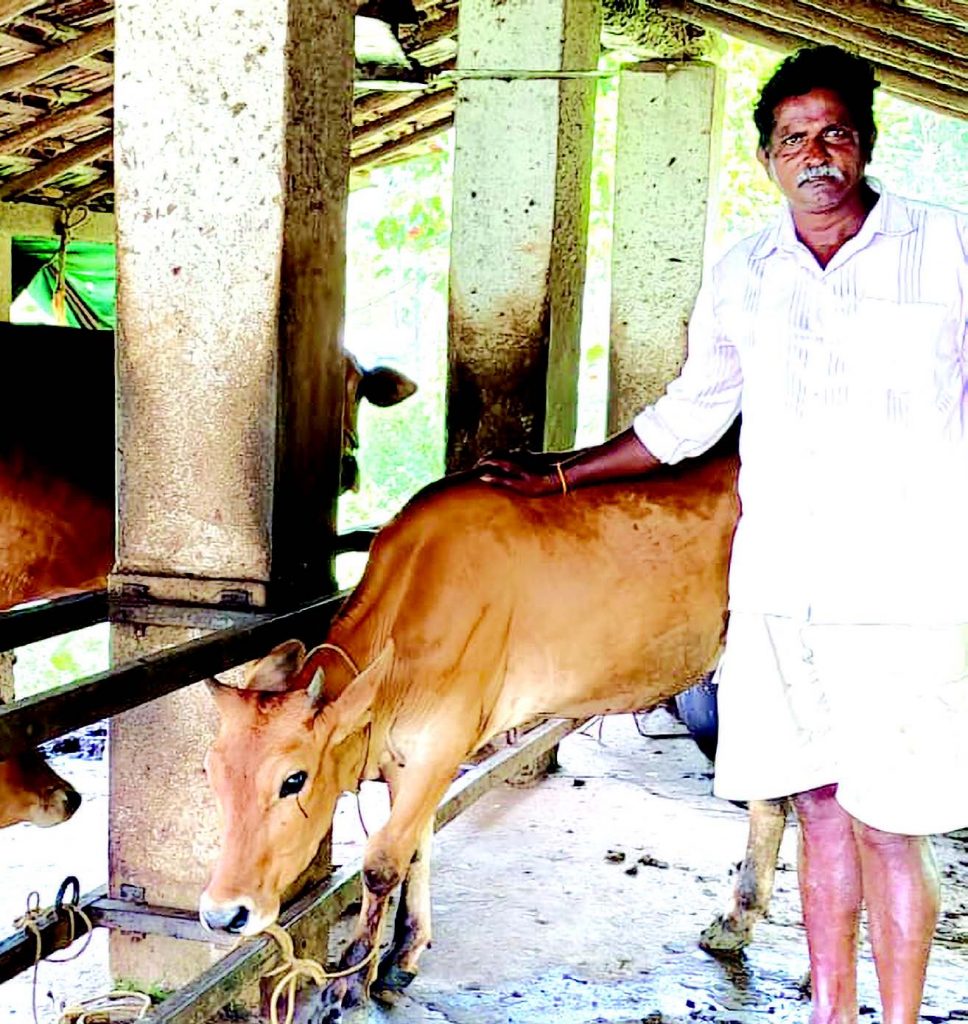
[0,126,110,199]
[0,20,112,95]
[659,0,968,119]
[0,85,112,154]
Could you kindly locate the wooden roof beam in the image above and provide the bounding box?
[0,86,112,154]
[0,0,40,28]
[798,0,968,58]
[63,170,113,209]
[0,21,113,95]
[673,0,967,89]
[0,128,111,199]
[352,85,454,145]
[660,2,968,120]
[352,112,453,168]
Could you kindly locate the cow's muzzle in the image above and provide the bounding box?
[199,892,277,937]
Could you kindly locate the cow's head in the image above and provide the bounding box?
[341,353,417,493]
[0,746,81,828]
[200,638,393,936]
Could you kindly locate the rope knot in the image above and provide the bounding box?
[262,923,376,1024]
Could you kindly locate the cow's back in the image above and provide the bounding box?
[0,325,114,607]
[332,443,740,745]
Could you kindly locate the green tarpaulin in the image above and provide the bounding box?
[11,236,116,329]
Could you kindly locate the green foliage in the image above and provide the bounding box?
[14,624,109,699]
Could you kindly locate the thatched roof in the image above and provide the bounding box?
[0,0,962,213]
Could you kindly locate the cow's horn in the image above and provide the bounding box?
[307,667,326,706]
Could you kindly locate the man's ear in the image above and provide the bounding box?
[242,639,307,692]
[757,146,773,179]
[320,641,395,746]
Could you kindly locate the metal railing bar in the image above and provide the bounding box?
[0,526,378,653]
[0,590,347,759]
[0,590,109,652]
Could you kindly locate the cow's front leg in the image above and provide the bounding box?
[371,816,434,1003]
[700,797,789,955]
[315,762,455,1016]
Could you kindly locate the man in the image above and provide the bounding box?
[479,45,968,1024]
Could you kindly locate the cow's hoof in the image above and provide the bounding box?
[371,963,417,1004]
[698,914,753,957]
[285,979,344,1024]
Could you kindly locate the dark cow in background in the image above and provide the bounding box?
[201,436,746,1014]
[0,325,416,610]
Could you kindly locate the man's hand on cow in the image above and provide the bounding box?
[475,450,569,497]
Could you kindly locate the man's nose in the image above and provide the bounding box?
[803,134,831,161]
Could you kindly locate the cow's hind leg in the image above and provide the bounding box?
[371,815,434,1003]
[700,797,788,955]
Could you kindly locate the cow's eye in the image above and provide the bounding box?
[279,771,308,799]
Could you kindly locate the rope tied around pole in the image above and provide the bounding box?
[14,877,97,1024]
[262,923,377,1024]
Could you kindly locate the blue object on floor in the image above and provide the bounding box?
[673,672,719,763]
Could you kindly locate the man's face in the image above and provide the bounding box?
[757,88,869,216]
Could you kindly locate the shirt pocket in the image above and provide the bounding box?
[844,299,950,430]
[847,298,951,399]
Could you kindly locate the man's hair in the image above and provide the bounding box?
[753,45,879,159]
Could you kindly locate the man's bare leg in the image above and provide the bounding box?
[853,821,939,1024]
[793,784,861,1024]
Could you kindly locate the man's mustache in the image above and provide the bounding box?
[796,165,846,187]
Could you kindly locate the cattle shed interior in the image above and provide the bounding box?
[0,0,965,1020]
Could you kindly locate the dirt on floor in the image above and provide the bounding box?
[2,711,968,1023]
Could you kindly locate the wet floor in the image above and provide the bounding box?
[320,710,968,1024]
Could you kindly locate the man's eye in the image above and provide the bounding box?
[823,126,852,142]
[780,135,804,149]
[279,771,308,798]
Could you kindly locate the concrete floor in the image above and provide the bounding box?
[319,709,968,1024]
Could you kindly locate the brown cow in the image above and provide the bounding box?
[0,325,416,610]
[0,694,81,829]
[201,436,746,1014]
[0,747,81,828]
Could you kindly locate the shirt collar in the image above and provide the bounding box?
[749,181,915,261]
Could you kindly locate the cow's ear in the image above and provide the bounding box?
[242,639,307,692]
[323,641,395,746]
[360,366,417,408]
[205,677,247,713]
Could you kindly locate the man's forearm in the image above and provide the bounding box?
[558,428,661,490]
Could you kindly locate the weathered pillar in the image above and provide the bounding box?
[110,0,353,987]
[446,0,601,471]
[608,60,724,433]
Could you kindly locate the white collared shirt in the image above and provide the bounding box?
[634,188,968,624]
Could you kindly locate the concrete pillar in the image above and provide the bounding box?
[446,0,600,472]
[608,60,724,434]
[0,650,14,703]
[110,0,353,987]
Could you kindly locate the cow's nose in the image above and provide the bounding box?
[201,904,250,934]
[64,789,82,817]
